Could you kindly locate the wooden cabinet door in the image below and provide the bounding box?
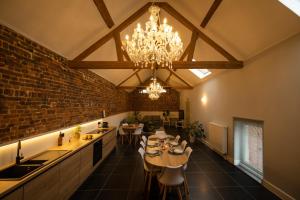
[2,187,23,200]
[79,144,93,184]
[60,153,80,200]
[102,129,116,145]
[24,165,60,200]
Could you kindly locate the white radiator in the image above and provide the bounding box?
[208,122,228,155]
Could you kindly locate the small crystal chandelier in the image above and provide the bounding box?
[123,5,183,69]
[140,71,166,100]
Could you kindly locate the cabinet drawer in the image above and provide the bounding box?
[102,130,116,145]
[60,153,80,200]
[80,143,93,183]
[103,138,116,159]
[24,165,60,200]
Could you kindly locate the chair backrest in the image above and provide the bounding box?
[138,147,145,159]
[175,135,180,143]
[140,141,146,149]
[142,135,147,144]
[185,147,193,158]
[139,123,144,128]
[155,130,166,135]
[119,127,126,135]
[122,123,128,126]
[181,140,187,150]
[134,127,142,135]
[159,165,185,185]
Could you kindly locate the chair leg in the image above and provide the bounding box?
[147,171,152,193]
[183,173,190,199]
[177,186,183,200]
[159,183,164,195]
[162,185,167,200]
[121,135,123,144]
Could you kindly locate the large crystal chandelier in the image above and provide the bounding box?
[123,5,183,69]
[140,73,166,100]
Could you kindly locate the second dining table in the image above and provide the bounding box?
[121,123,140,144]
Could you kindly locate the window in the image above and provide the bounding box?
[189,59,212,79]
[189,69,211,79]
[278,0,300,16]
[234,118,263,182]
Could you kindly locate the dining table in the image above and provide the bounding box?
[143,134,188,195]
[121,124,139,144]
[145,135,188,168]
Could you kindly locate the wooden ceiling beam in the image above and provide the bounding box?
[167,69,193,88]
[93,0,114,28]
[69,60,243,69]
[201,0,222,28]
[114,32,123,61]
[187,31,198,61]
[158,2,238,61]
[118,86,192,90]
[73,2,152,61]
[136,73,142,84]
[116,69,141,87]
[180,44,190,61]
[166,71,172,83]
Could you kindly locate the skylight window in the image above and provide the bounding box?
[278,0,300,17]
[189,69,211,79]
[189,59,212,79]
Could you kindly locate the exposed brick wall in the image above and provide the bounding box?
[0,24,131,144]
[130,88,180,111]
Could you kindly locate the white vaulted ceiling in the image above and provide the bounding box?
[0,0,300,89]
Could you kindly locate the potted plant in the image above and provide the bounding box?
[187,121,204,143]
[133,111,142,123]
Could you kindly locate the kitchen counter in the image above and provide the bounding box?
[0,127,115,198]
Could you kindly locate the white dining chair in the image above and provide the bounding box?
[119,126,128,144]
[139,123,144,128]
[175,135,181,143]
[133,127,143,145]
[180,140,188,151]
[157,165,187,200]
[140,140,146,149]
[183,147,193,199]
[155,130,166,135]
[138,147,161,195]
[142,135,147,144]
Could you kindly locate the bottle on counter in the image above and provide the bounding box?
[58,132,64,146]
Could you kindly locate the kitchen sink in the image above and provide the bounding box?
[0,164,42,180]
[21,159,48,165]
[0,150,71,180]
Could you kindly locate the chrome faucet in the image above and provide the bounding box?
[16,140,24,165]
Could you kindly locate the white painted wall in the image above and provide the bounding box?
[180,34,300,199]
[0,112,130,169]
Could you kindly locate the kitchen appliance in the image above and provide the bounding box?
[102,122,109,128]
[93,139,102,166]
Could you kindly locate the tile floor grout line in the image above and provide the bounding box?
[94,145,125,200]
[126,152,140,200]
[191,154,225,200]
[199,144,257,200]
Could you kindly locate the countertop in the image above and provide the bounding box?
[0,127,115,198]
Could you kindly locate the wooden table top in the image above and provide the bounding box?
[144,140,188,168]
[121,124,139,130]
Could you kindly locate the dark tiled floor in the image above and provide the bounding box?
[71,127,281,200]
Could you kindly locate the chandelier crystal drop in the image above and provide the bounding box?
[140,77,166,100]
[123,5,183,69]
